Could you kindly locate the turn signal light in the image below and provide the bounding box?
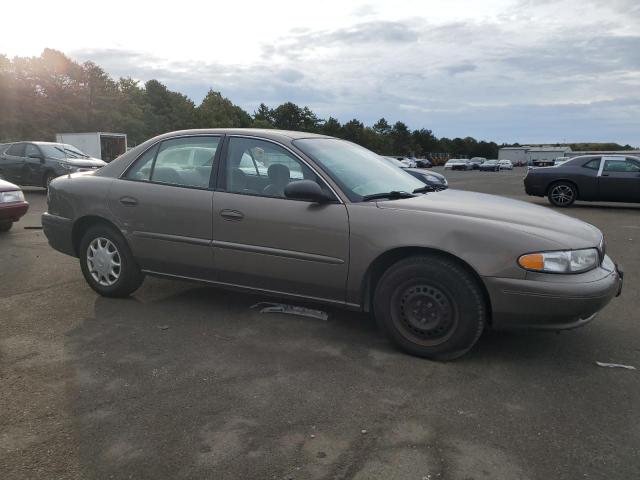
[518,253,545,271]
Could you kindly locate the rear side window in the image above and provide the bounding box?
[6,143,25,157]
[152,137,219,188]
[125,136,220,188]
[582,158,600,170]
[126,144,159,181]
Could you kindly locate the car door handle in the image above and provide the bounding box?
[220,209,244,221]
[119,196,138,206]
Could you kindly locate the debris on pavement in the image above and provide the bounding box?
[158,325,170,330]
[251,302,328,321]
[361,429,367,435]
[596,361,636,370]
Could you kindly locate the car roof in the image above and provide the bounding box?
[150,128,332,143]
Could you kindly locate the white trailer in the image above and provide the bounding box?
[55,132,127,163]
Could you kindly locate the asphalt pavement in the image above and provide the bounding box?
[1,168,639,480]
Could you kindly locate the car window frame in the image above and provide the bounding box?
[602,157,640,174]
[582,157,601,171]
[120,134,223,191]
[215,134,342,203]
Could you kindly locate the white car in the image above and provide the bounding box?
[444,159,472,170]
[498,159,514,170]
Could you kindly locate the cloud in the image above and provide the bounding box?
[67,0,640,145]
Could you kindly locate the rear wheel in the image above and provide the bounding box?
[548,182,576,207]
[0,222,13,232]
[373,255,486,360]
[79,224,144,297]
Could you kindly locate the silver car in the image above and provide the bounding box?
[42,129,623,360]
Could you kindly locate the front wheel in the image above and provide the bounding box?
[548,182,577,207]
[79,224,144,297]
[373,255,487,360]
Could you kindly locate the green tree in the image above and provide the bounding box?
[197,89,250,129]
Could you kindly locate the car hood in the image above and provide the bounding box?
[51,157,106,167]
[377,189,602,248]
[0,178,21,192]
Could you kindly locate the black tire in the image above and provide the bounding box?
[79,224,144,297]
[373,255,486,360]
[44,171,57,189]
[0,222,12,232]
[547,181,577,207]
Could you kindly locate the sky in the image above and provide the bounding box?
[2,0,639,145]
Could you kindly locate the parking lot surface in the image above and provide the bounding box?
[1,168,639,480]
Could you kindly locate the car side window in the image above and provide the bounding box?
[126,144,159,181]
[224,137,321,198]
[624,158,640,172]
[582,158,601,170]
[151,137,220,188]
[604,159,639,173]
[7,143,26,157]
[25,144,40,157]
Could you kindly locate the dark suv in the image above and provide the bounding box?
[0,142,106,188]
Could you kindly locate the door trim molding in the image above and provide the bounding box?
[212,239,345,265]
[133,230,211,247]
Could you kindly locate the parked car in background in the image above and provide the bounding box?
[479,160,501,172]
[42,129,623,360]
[382,157,447,190]
[444,159,472,170]
[524,154,640,207]
[0,178,29,232]
[498,159,514,170]
[554,157,570,166]
[0,142,106,188]
[415,159,432,168]
[531,158,555,167]
[469,157,486,169]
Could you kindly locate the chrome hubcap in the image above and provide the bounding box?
[550,185,574,205]
[87,237,121,286]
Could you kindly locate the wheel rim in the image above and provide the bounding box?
[87,237,121,286]
[550,184,574,205]
[391,283,458,346]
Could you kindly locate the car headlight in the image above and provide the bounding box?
[424,175,442,183]
[518,248,599,273]
[0,190,25,203]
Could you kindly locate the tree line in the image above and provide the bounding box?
[0,49,634,160]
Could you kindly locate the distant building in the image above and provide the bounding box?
[498,145,572,165]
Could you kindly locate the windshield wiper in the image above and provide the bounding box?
[413,185,436,193]
[361,190,416,201]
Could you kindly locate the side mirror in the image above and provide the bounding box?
[284,180,332,203]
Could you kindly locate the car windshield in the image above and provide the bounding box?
[294,138,424,201]
[39,143,90,159]
[485,160,498,164]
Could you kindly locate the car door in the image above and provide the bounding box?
[0,143,26,184]
[211,136,350,304]
[597,156,640,202]
[109,135,221,280]
[24,143,46,185]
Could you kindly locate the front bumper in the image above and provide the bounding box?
[42,212,75,256]
[484,255,622,330]
[0,201,29,222]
